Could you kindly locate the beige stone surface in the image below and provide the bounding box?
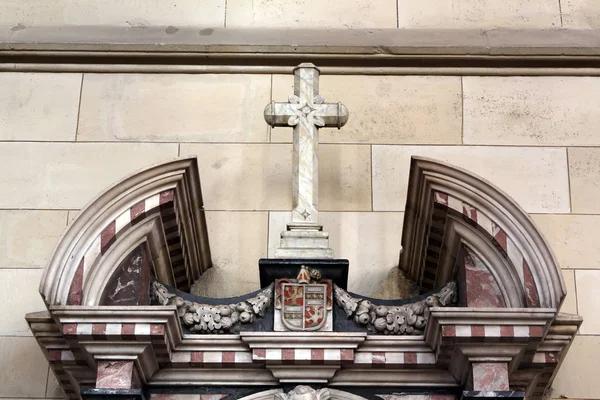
[78,74,270,143]
[0,142,178,209]
[463,77,600,146]
[46,368,65,399]
[560,269,578,315]
[181,144,371,211]
[0,337,48,398]
[531,214,600,270]
[552,335,600,398]
[372,146,569,213]
[226,0,396,28]
[0,0,224,27]
[397,0,560,28]
[269,211,404,295]
[575,270,600,334]
[562,0,600,28]
[271,75,462,145]
[0,269,45,336]
[0,73,81,141]
[0,211,67,269]
[191,211,267,298]
[568,147,600,214]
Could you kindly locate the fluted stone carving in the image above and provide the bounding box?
[334,281,458,335]
[151,281,274,333]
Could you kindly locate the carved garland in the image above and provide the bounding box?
[151,281,274,333]
[334,281,458,335]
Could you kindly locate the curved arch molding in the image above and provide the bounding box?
[400,156,566,309]
[39,157,212,306]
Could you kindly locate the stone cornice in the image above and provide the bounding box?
[3,27,600,74]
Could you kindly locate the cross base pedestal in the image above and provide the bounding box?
[275,223,333,259]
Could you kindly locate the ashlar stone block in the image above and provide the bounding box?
[271,75,462,145]
[0,211,67,269]
[397,0,560,28]
[226,0,397,28]
[575,270,600,334]
[0,337,49,398]
[78,74,270,143]
[372,146,569,214]
[0,142,178,209]
[463,77,600,146]
[552,336,600,398]
[562,0,600,28]
[0,73,81,141]
[568,147,600,214]
[268,211,404,296]
[180,144,371,211]
[560,269,578,315]
[191,211,267,298]
[0,0,225,27]
[531,214,600,270]
[0,269,45,336]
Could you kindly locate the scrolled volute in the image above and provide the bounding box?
[151,281,274,333]
[334,281,457,335]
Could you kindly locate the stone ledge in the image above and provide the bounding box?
[0,26,600,60]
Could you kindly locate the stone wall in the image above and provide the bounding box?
[2,0,600,29]
[1,2,600,399]
[1,70,598,399]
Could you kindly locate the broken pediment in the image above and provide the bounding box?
[27,155,581,400]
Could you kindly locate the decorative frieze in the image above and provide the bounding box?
[334,281,457,335]
[151,281,274,334]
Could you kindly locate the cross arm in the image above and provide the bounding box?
[264,101,349,129]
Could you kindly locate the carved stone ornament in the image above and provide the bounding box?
[334,281,458,335]
[151,281,274,333]
[275,385,331,400]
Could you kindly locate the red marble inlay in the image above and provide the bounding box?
[500,325,514,337]
[282,349,295,363]
[546,352,557,364]
[472,362,509,391]
[464,248,505,307]
[67,258,85,305]
[160,190,175,204]
[404,352,417,364]
[121,324,136,335]
[96,360,135,389]
[191,352,204,363]
[471,325,485,337]
[150,324,165,335]
[431,396,455,400]
[130,200,146,224]
[462,203,478,222]
[62,323,77,335]
[442,325,456,337]
[529,326,544,337]
[434,192,449,205]
[92,323,107,336]
[253,349,266,359]
[523,259,541,307]
[311,349,324,361]
[340,349,354,361]
[222,351,235,363]
[492,224,508,251]
[100,221,116,255]
[48,350,62,361]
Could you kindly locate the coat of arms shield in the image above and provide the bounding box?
[274,266,333,332]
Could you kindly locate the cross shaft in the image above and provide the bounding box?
[264,63,349,228]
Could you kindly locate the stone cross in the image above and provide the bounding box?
[264,63,349,258]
